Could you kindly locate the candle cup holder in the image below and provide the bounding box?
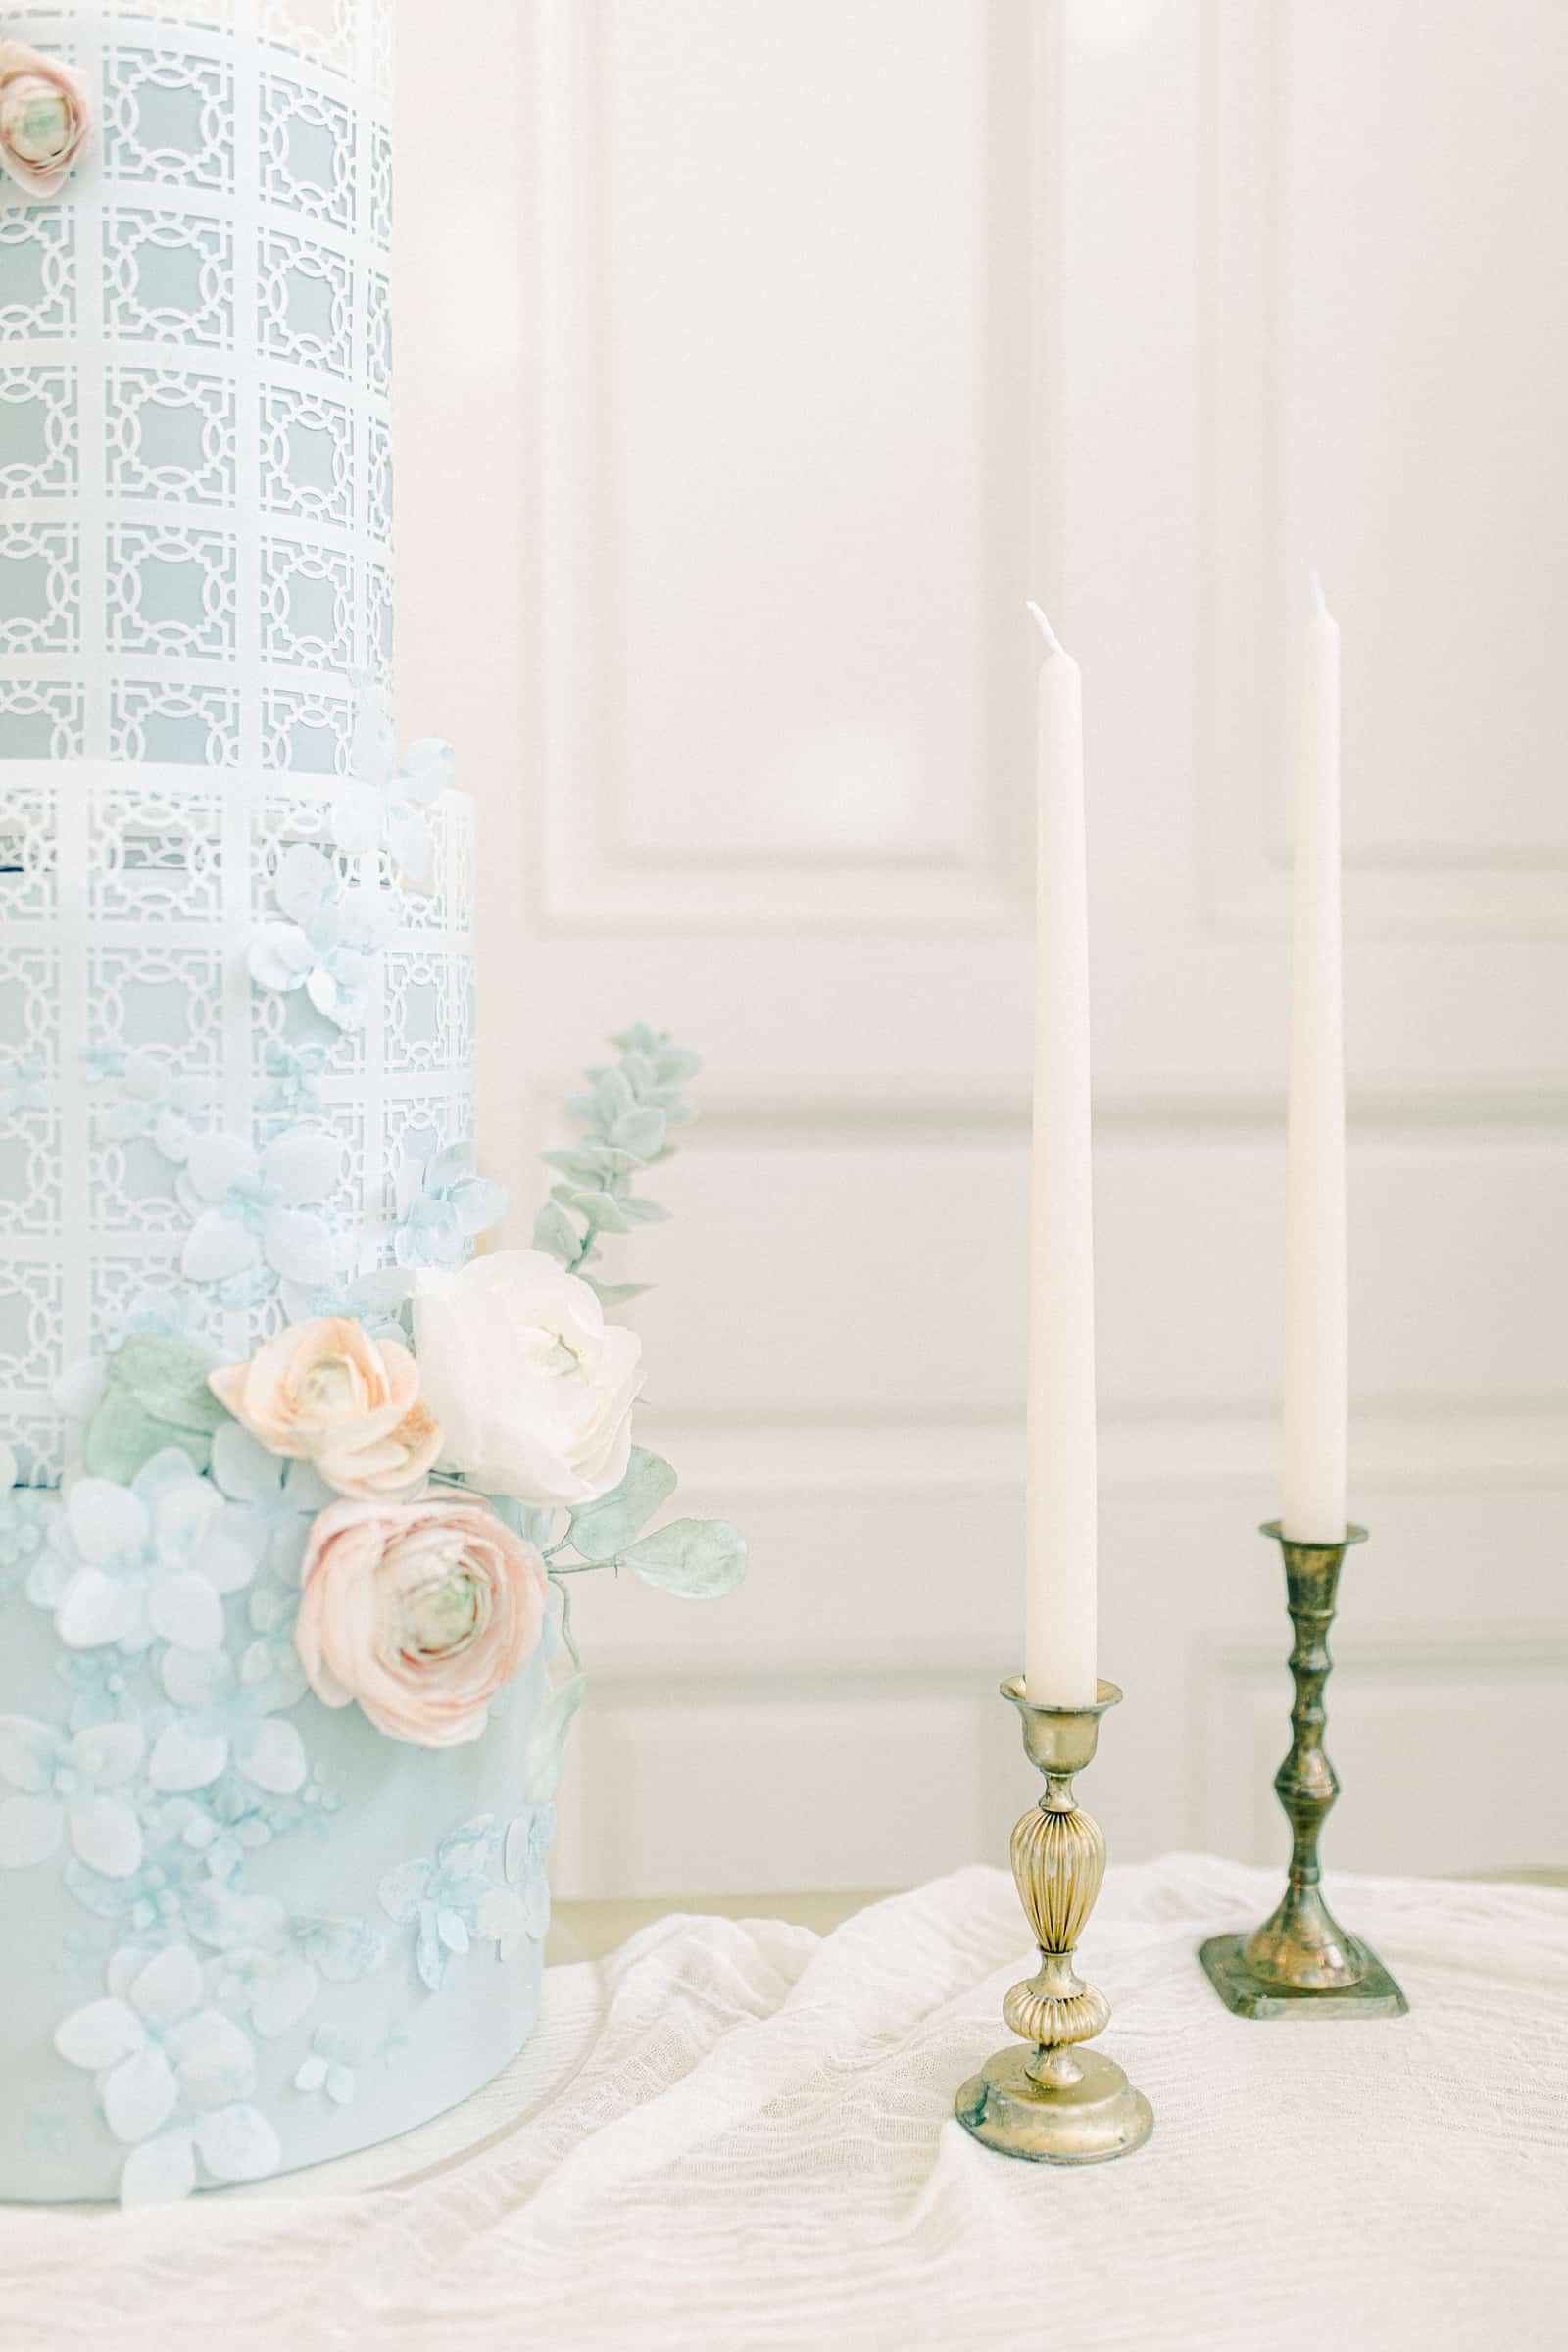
[1200,1523,1408,2019]
[956,1677,1153,2164]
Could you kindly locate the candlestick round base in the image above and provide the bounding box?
[955,2043,1153,2165]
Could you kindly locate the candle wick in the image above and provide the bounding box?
[1026,600,1066,658]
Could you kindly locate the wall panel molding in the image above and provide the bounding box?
[1198,0,1568,941]
[528,0,1055,934]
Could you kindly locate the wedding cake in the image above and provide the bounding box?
[0,1,740,2203]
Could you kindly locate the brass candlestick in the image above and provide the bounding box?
[956,1677,1152,2164]
[1200,1523,1407,2019]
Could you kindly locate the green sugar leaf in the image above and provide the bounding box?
[624,1517,747,1600]
[565,1446,677,1562]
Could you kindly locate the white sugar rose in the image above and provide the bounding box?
[411,1250,643,1506]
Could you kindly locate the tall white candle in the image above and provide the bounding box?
[1023,605,1098,1706]
[1281,577,1348,1541]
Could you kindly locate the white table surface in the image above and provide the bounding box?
[5,1855,1566,2350]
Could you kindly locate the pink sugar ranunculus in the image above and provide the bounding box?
[295,1496,547,1748]
[0,43,92,200]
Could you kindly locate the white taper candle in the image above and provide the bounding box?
[1023,604,1098,1706]
[1281,576,1349,1541]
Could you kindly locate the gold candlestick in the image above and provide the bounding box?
[1200,1523,1407,2018]
[956,1677,1152,2164]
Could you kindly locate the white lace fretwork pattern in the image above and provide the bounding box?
[0,0,474,1481]
[0,0,392,768]
[0,762,473,1481]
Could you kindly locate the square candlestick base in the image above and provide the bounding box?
[1200,1932,1408,2022]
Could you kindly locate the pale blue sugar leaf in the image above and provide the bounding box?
[149,1720,228,1795]
[182,1209,260,1286]
[191,2103,280,2185]
[167,2011,257,2107]
[531,1200,578,1264]
[436,1908,468,1955]
[306,964,368,1032]
[425,1142,476,1190]
[57,1569,142,1650]
[146,1572,224,1653]
[328,780,384,854]
[120,2128,198,2206]
[54,1356,109,1422]
[416,1917,445,1993]
[133,1447,206,1507]
[102,2044,178,2145]
[325,2064,355,2105]
[263,1207,337,1288]
[625,1518,748,1600]
[387,806,432,887]
[149,1472,222,1564]
[67,1793,143,1878]
[273,842,337,926]
[452,1176,509,1237]
[474,1886,526,1949]
[261,1126,340,1206]
[617,1196,671,1225]
[565,1447,677,1562]
[66,1477,150,1563]
[209,1422,277,1505]
[247,924,314,994]
[74,1722,144,1788]
[399,736,455,802]
[609,1106,665,1159]
[128,1941,204,2027]
[54,1995,144,2072]
[161,1644,223,1711]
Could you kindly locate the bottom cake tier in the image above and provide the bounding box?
[0,1473,557,2206]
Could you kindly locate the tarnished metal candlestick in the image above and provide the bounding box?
[1200,1523,1407,2019]
[956,1678,1153,2164]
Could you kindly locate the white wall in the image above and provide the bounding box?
[398,0,1568,1897]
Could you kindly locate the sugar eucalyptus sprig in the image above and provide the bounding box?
[528,1027,746,1659]
[530,1023,700,1309]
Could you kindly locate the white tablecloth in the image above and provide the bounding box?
[7,1854,1567,2350]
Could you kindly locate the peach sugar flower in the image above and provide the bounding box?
[210,1316,442,1502]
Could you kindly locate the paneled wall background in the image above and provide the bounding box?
[399,0,1568,1896]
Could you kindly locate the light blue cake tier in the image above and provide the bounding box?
[0,0,564,2203]
[0,1550,551,2204]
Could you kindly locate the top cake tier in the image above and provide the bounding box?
[0,0,394,775]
